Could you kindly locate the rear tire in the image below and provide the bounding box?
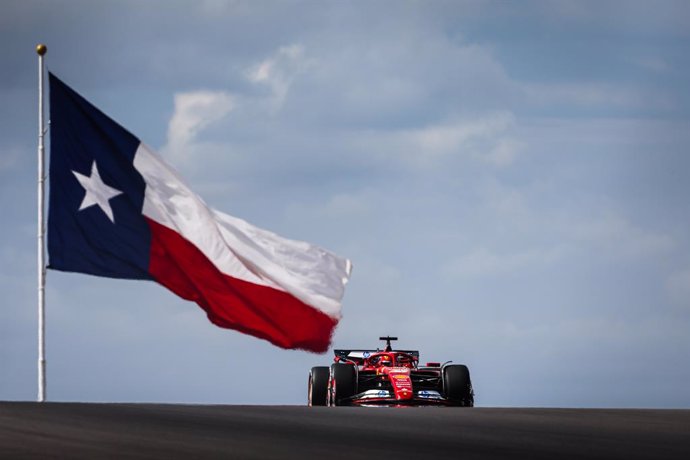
[329,363,357,406]
[308,366,329,406]
[443,364,474,407]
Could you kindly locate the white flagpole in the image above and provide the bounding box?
[36,43,47,402]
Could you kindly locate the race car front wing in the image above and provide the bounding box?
[340,389,455,406]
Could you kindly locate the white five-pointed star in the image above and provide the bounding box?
[72,161,123,223]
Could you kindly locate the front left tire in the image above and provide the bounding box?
[442,364,474,407]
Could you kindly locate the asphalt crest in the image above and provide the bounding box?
[1,403,689,459]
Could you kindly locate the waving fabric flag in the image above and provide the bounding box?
[48,73,351,353]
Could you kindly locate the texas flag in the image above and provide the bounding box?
[48,73,352,353]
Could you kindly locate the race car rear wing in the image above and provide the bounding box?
[334,349,420,365]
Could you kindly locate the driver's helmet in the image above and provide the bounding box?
[379,355,392,367]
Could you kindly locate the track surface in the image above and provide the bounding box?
[1,403,689,459]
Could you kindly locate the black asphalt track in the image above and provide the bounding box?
[1,403,689,459]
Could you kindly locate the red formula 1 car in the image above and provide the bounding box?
[308,336,474,407]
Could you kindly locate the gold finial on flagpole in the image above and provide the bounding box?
[36,44,47,56]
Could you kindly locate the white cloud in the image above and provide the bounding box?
[158,43,313,170]
[414,112,521,165]
[163,90,234,161]
[357,112,522,168]
[412,113,510,155]
[247,44,311,112]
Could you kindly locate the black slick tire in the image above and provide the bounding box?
[330,363,357,406]
[442,364,474,407]
[308,366,330,406]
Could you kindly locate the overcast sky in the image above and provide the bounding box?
[2,0,689,407]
